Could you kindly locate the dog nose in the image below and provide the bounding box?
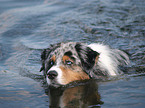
[47,71,58,79]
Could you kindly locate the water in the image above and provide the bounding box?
[0,0,145,107]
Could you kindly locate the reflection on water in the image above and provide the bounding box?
[47,80,103,108]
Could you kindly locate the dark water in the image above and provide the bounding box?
[0,0,145,108]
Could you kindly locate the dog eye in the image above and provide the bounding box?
[50,60,54,66]
[65,60,73,65]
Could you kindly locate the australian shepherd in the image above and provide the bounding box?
[40,42,129,87]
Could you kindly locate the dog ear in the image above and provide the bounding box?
[40,49,47,72]
[75,43,100,74]
[40,43,61,72]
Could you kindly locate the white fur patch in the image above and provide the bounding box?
[48,66,63,85]
[46,77,51,85]
[88,43,129,76]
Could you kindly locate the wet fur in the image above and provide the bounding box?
[40,42,129,87]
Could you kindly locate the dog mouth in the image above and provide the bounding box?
[47,77,62,87]
[46,69,63,87]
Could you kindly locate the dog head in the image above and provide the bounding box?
[40,42,99,87]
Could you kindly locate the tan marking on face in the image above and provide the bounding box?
[62,55,74,64]
[95,55,99,64]
[59,66,90,85]
[51,55,56,62]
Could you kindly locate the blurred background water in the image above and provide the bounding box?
[0,0,145,108]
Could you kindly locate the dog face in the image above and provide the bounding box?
[40,42,99,87]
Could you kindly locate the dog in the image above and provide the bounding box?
[40,42,129,87]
